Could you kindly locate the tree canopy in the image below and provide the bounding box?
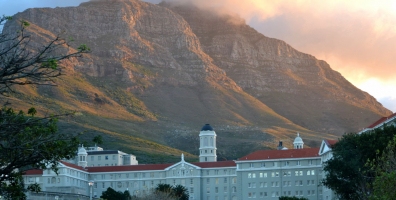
[322,125,396,200]
[100,187,131,200]
[0,15,89,199]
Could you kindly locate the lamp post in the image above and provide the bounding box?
[88,180,94,200]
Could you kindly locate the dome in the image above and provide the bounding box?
[201,124,214,131]
[293,133,303,143]
[78,145,87,154]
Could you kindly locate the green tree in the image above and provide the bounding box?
[153,184,189,200]
[322,125,396,200]
[100,187,131,200]
[0,15,89,199]
[369,134,396,200]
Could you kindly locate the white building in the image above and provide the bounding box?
[24,124,333,200]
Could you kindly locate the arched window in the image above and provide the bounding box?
[204,138,208,146]
[210,137,213,147]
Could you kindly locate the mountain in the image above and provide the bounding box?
[2,0,391,162]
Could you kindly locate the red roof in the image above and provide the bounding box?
[238,148,320,161]
[192,161,236,168]
[325,139,337,147]
[87,163,173,173]
[24,169,43,175]
[367,113,396,128]
[60,161,86,171]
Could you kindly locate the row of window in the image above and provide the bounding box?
[89,155,123,161]
[248,190,317,198]
[206,177,237,184]
[207,186,237,193]
[248,170,316,178]
[204,169,235,175]
[248,160,317,168]
[248,180,316,188]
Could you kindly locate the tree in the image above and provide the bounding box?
[0,15,89,199]
[369,134,396,200]
[322,125,396,200]
[153,184,189,200]
[100,187,131,200]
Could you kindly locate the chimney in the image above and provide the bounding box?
[277,141,283,150]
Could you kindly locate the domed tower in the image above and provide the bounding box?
[293,133,304,149]
[199,124,217,162]
[77,145,88,167]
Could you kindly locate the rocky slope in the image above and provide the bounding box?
[2,0,391,161]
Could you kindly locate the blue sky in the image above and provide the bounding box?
[1,0,395,112]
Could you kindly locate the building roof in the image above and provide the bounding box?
[367,113,396,128]
[24,169,43,175]
[325,139,337,147]
[87,163,174,173]
[87,150,121,155]
[60,161,87,171]
[238,148,320,161]
[192,161,236,168]
[201,124,214,131]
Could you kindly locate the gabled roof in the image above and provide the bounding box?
[367,113,396,129]
[87,163,173,173]
[60,161,86,171]
[24,169,43,175]
[192,161,236,168]
[238,148,320,161]
[325,139,337,147]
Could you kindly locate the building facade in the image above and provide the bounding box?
[24,124,333,200]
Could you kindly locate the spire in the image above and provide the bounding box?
[181,153,184,162]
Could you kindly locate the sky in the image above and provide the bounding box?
[1,0,395,112]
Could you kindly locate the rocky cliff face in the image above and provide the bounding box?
[3,0,391,159]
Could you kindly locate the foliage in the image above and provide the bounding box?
[369,134,396,200]
[279,196,308,200]
[100,187,131,200]
[0,15,89,199]
[154,184,189,200]
[322,125,396,200]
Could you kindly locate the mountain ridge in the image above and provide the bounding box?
[2,0,391,162]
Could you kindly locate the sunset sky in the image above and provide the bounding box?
[1,0,395,112]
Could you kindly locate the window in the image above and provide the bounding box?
[207,187,210,194]
[311,170,315,175]
[190,187,194,194]
[215,178,219,184]
[311,180,315,185]
[252,173,256,178]
[232,178,236,184]
[284,161,289,166]
[224,178,227,183]
[248,173,252,178]
[307,170,311,175]
[190,179,194,185]
[215,170,219,175]
[248,183,252,188]
[232,186,236,193]
[261,162,266,167]
[309,160,313,165]
[150,172,154,178]
[224,186,227,192]
[113,155,116,160]
[105,156,108,160]
[91,156,94,161]
[250,163,254,168]
[98,156,101,160]
[207,178,210,184]
[296,161,300,165]
[215,187,218,193]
